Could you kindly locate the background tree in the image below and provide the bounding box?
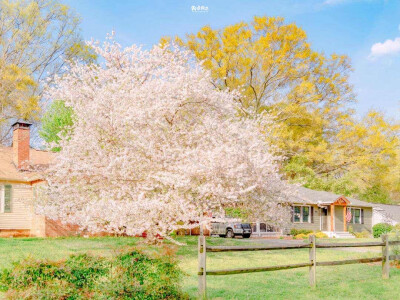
[0,0,95,144]
[38,38,291,242]
[168,16,354,175]
[39,99,74,152]
[168,16,400,203]
[337,111,400,203]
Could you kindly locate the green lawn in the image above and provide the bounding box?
[0,236,399,299]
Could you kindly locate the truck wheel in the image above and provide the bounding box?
[226,229,234,238]
[243,234,251,238]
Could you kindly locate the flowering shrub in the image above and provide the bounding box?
[354,231,371,238]
[314,232,328,239]
[295,233,308,239]
[290,229,313,236]
[292,230,327,239]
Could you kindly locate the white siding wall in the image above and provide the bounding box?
[0,183,34,229]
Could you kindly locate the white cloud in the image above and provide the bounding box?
[370,37,400,57]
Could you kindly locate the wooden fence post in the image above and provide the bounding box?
[382,234,390,279]
[309,234,316,287]
[198,232,207,299]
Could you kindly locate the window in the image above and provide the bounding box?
[293,206,311,223]
[260,223,266,232]
[294,206,301,222]
[302,206,310,223]
[354,209,360,224]
[347,208,362,224]
[1,185,12,213]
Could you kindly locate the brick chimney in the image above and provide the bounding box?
[12,120,32,169]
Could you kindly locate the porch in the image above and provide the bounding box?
[319,196,350,233]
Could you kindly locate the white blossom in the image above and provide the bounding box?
[38,37,292,242]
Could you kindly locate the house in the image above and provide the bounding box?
[372,203,400,226]
[0,121,78,237]
[251,186,374,238]
[0,121,379,239]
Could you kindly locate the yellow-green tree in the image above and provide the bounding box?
[0,0,95,143]
[168,17,354,178]
[0,61,37,139]
[337,111,400,203]
[168,16,400,203]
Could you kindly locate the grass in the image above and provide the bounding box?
[0,236,399,299]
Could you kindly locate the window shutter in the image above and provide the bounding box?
[4,185,12,213]
[291,206,294,223]
[361,209,364,224]
[311,207,314,223]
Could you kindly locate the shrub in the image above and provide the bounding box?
[354,231,371,238]
[290,229,313,236]
[295,233,308,239]
[102,250,185,299]
[0,254,107,292]
[348,225,354,235]
[0,249,188,299]
[314,232,328,238]
[372,223,393,238]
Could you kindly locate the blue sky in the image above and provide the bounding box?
[65,0,400,118]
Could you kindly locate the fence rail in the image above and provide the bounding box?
[198,234,399,299]
[206,243,311,252]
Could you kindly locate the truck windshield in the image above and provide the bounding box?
[241,224,251,229]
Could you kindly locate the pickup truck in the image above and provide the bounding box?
[211,221,252,238]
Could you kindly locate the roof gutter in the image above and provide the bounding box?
[317,201,333,207]
[0,177,31,184]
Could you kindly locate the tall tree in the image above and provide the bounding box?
[38,38,291,242]
[0,0,95,143]
[167,16,400,203]
[337,111,400,203]
[167,16,355,179]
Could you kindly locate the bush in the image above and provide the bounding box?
[290,229,313,236]
[354,231,371,238]
[372,223,393,238]
[314,232,328,238]
[0,249,188,299]
[103,250,185,299]
[295,233,308,239]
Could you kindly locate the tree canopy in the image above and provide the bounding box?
[0,0,95,143]
[39,99,74,152]
[166,16,400,203]
[38,38,291,241]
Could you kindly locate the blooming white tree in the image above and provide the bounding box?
[38,36,292,242]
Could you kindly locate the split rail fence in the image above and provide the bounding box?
[197,234,400,299]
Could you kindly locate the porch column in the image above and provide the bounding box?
[343,206,347,232]
[330,204,334,232]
